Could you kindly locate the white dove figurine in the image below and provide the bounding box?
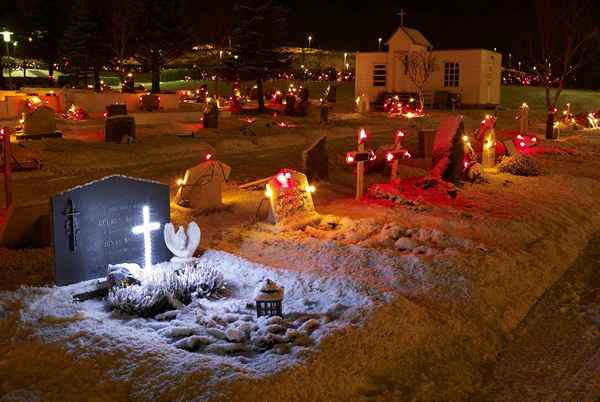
[164,221,201,263]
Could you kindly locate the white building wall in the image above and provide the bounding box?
[354,48,502,106]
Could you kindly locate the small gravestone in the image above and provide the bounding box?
[302,135,328,182]
[203,99,219,128]
[105,115,135,143]
[357,93,370,114]
[285,95,296,115]
[141,94,160,111]
[326,84,337,103]
[417,129,436,159]
[175,160,231,210]
[51,175,171,286]
[17,106,62,140]
[106,104,127,117]
[299,87,309,103]
[265,169,319,226]
[431,116,465,182]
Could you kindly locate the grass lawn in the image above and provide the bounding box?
[501,85,600,112]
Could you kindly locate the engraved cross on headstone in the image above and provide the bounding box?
[62,198,80,252]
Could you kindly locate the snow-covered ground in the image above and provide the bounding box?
[4,107,600,401]
[1,250,372,401]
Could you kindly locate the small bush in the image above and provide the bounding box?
[108,263,225,317]
[498,154,541,176]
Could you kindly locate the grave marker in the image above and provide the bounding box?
[302,135,329,182]
[51,175,171,285]
[265,169,318,226]
[175,157,231,210]
[431,116,465,182]
[105,115,135,143]
[17,106,62,140]
[519,103,529,135]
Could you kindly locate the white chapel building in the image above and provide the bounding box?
[355,26,502,107]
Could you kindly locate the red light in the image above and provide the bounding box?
[396,130,405,138]
[386,152,394,162]
[516,134,524,140]
[520,141,526,147]
[404,151,411,159]
[359,128,367,143]
[139,96,142,101]
[464,161,469,168]
[531,137,537,142]
[0,128,4,135]
[205,153,213,160]
[103,112,107,118]
[368,150,376,161]
[346,153,355,164]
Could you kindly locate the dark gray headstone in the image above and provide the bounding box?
[302,135,328,181]
[105,115,135,143]
[326,85,337,103]
[51,175,171,286]
[141,94,159,111]
[106,104,127,117]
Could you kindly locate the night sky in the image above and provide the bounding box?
[285,0,537,54]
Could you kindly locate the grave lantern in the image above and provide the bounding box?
[255,279,284,318]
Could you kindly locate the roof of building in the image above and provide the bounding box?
[386,26,432,48]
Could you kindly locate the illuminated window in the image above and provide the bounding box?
[373,64,387,87]
[443,62,460,87]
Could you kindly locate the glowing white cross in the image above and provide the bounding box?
[131,205,161,269]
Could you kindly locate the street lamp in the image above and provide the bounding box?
[378,37,382,51]
[1,30,13,89]
[307,35,312,49]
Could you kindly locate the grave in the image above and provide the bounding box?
[203,98,219,128]
[357,93,370,114]
[431,116,465,182]
[51,175,171,286]
[105,115,135,143]
[17,106,62,140]
[302,135,329,182]
[265,169,319,226]
[175,158,232,210]
[106,103,127,117]
[140,94,160,111]
[325,84,336,103]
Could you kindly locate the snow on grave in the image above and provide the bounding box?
[51,175,171,287]
[264,169,319,227]
[9,248,372,374]
[174,154,231,210]
[16,105,62,140]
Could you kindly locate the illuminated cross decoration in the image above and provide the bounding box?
[345,128,371,200]
[398,9,407,26]
[131,205,161,269]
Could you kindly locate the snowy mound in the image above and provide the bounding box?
[0,250,373,398]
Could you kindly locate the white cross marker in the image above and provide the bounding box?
[132,205,160,269]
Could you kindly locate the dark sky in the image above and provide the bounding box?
[285,0,536,55]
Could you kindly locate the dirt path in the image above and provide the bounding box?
[477,231,600,402]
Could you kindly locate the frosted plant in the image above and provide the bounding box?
[108,263,226,317]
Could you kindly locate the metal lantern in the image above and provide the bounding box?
[255,279,284,318]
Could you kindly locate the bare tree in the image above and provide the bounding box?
[402,51,437,110]
[534,0,599,139]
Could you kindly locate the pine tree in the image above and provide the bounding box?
[229,0,290,111]
[135,0,195,93]
[60,0,96,87]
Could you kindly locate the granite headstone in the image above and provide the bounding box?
[51,175,171,285]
